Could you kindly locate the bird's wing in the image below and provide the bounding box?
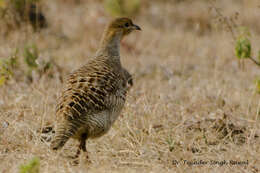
[122,68,133,88]
[55,60,123,122]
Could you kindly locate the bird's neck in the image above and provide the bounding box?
[97,29,122,61]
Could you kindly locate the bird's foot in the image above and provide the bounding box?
[70,159,79,166]
[85,153,91,163]
[68,153,91,165]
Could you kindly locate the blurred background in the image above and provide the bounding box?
[0,0,260,84]
[0,0,260,172]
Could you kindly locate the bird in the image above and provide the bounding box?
[50,17,141,159]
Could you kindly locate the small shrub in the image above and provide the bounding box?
[1,0,47,32]
[23,44,61,82]
[23,44,39,82]
[11,0,40,13]
[0,50,19,86]
[24,44,38,69]
[211,3,260,94]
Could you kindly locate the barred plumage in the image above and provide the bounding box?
[50,18,141,159]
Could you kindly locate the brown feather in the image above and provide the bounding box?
[51,18,140,152]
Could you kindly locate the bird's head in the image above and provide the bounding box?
[98,18,141,54]
[108,18,141,35]
[106,17,141,38]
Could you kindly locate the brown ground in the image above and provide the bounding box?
[0,0,260,172]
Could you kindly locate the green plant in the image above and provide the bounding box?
[23,44,59,82]
[0,0,6,8]
[19,157,40,173]
[104,0,140,17]
[1,0,46,32]
[0,50,19,86]
[210,1,260,94]
[235,28,251,60]
[235,37,251,59]
[234,28,260,67]
[11,0,40,11]
[211,2,260,67]
[166,136,175,152]
[256,79,260,94]
[24,44,38,69]
[258,50,260,63]
[23,44,39,81]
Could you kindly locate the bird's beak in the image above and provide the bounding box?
[132,24,141,31]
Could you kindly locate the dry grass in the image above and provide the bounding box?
[0,0,260,172]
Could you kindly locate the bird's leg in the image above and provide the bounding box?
[73,133,88,160]
[74,146,81,159]
[81,133,89,160]
[80,139,86,152]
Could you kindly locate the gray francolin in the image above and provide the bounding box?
[50,18,141,159]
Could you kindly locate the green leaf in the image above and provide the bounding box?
[235,36,251,59]
[166,136,175,152]
[43,61,51,72]
[24,45,38,68]
[9,48,19,68]
[256,79,260,94]
[0,58,13,80]
[19,157,40,173]
[0,76,6,86]
[258,50,260,63]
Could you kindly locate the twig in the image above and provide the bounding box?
[209,0,236,41]
[210,0,260,68]
[249,57,260,66]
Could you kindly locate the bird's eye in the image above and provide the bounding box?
[124,23,129,27]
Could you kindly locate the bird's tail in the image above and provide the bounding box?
[50,123,78,150]
[51,135,69,150]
